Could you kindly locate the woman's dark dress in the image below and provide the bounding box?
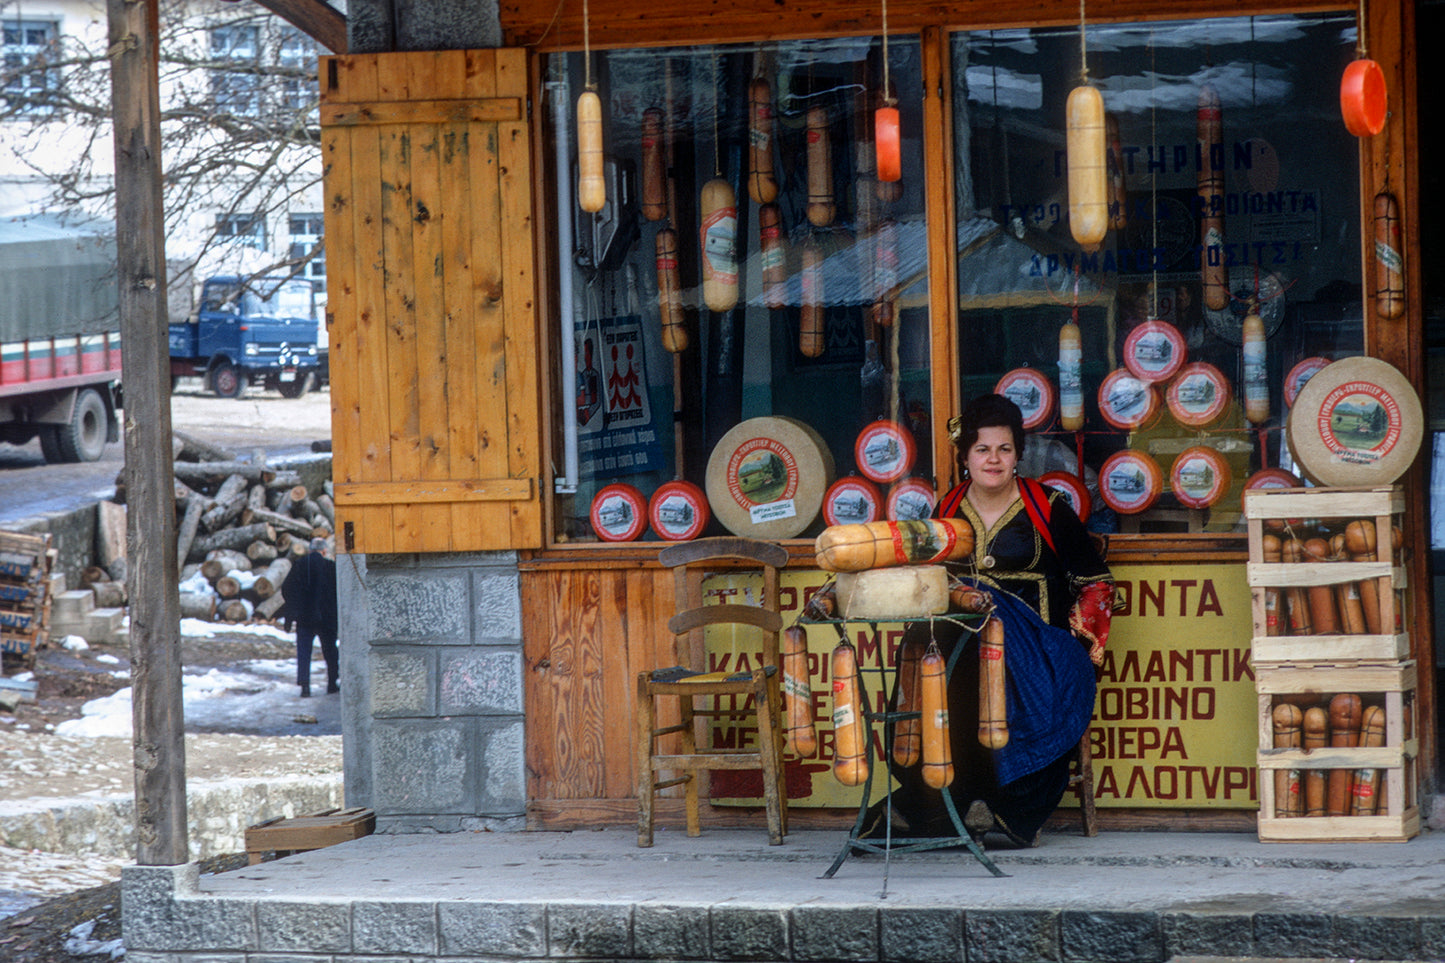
[883,482,1112,842]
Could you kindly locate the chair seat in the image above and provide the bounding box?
[648,664,777,684]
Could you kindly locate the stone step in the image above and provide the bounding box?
[84,607,125,645]
[51,588,95,621]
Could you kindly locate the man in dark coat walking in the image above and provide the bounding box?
[282,538,339,697]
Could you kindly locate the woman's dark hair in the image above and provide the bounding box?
[947,393,1027,457]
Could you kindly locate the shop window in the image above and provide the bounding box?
[216,212,266,250]
[545,38,930,543]
[277,27,318,116]
[210,23,263,117]
[2,19,59,116]
[952,15,1362,533]
[288,212,325,288]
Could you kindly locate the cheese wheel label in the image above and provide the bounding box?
[887,479,937,522]
[1099,369,1158,429]
[1039,471,1091,523]
[823,478,881,526]
[855,420,916,484]
[701,207,738,284]
[1170,446,1229,509]
[1166,362,1230,427]
[1284,357,1330,407]
[1123,320,1186,383]
[750,499,797,524]
[726,437,800,509]
[590,484,648,542]
[1317,381,1403,466]
[996,368,1055,430]
[649,480,710,541]
[1100,450,1162,515]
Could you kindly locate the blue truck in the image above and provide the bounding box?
[169,275,322,398]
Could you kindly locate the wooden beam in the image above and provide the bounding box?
[248,0,348,54]
[107,0,188,865]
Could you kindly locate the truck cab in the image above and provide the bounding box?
[170,276,322,398]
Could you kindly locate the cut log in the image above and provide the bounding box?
[176,496,204,569]
[252,558,292,601]
[315,493,335,525]
[92,580,127,608]
[246,540,278,563]
[240,506,313,538]
[204,548,253,572]
[263,470,302,490]
[189,524,274,561]
[247,483,268,512]
[81,566,110,589]
[215,575,241,600]
[208,473,250,507]
[286,538,309,559]
[173,429,237,464]
[171,461,277,485]
[180,562,202,582]
[311,517,333,536]
[179,591,217,621]
[285,485,310,513]
[255,591,286,620]
[275,531,294,554]
[221,598,253,623]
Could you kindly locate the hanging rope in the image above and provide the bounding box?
[583,0,593,90]
[712,52,722,177]
[1357,0,1368,58]
[1078,0,1089,83]
[881,0,894,106]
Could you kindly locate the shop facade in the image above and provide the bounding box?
[322,0,1431,834]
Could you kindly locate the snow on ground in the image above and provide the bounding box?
[179,618,293,642]
[54,660,310,738]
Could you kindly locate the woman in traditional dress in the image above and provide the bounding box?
[868,393,1115,846]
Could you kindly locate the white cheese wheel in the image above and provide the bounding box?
[705,416,835,539]
[835,565,949,620]
[1286,357,1423,487]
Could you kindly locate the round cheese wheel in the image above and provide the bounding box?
[1123,319,1186,384]
[590,483,648,542]
[1099,450,1162,515]
[649,480,710,541]
[823,477,883,526]
[1341,58,1387,138]
[1241,467,1302,511]
[1165,362,1231,427]
[886,478,937,522]
[706,416,836,539]
[854,419,916,484]
[1038,470,1091,523]
[1287,357,1423,487]
[1284,357,1331,407]
[1170,445,1231,509]
[995,368,1056,430]
[1098,369,1160,430]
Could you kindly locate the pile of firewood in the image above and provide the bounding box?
[111,430,334,624]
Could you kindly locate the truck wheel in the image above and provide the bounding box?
[38,426,64,463]
[55,388,109,462]
[277,372,311,399]
[211,361,246,399]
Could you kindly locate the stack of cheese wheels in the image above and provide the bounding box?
[1170,445,1231,509]
[706,416,835,539]
[886,478,937,521]
[1099,450,1163,515]
[1286,357,1423,487]
[854,419,916,484]
[835,565,950,620]
[815,518,974,572]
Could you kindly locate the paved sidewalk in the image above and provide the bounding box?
[122,826,1445,962]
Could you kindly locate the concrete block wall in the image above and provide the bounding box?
[337,551,526,834]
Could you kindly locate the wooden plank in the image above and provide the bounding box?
[1256,746,1412,769]
[403,52,456,552]
[1242,486,1402,519]
[921,26,957,491]
[320,98,524,127]
[1251,633,1410,664]
[596,568,633,799]
[521,571,557,803]
[1245,561,1395,588]
[108,0,186,866]
[1254,660,1415,694]
[334,478,534,505]
[1257,809,1418,843]
[495,47,543,549]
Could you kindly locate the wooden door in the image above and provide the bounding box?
[321,49,543,553]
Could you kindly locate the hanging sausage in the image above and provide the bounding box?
[640,107,666,221]
[1198,84,1228,311]
[806,106,836,227]
[1065,84,1108,252]
[748,77,779,204]
[700,178,738,313]
[576,88,606,213]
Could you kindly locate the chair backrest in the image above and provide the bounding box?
[658,537,788,673]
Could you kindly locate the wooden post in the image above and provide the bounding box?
[108,0,187,866]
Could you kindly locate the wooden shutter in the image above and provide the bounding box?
[321,49,542,553]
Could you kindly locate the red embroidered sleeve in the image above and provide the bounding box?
[1068,580,1115,649]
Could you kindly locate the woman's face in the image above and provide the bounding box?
[966,425,1019,495]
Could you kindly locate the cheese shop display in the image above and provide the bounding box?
[545,14,1373,542]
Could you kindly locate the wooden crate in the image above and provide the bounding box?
[0,533,53,666]
[1255,660,1417,842]
[245,806,376,863]
[1244,486,1406,663]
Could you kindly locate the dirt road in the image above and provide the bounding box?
[0,379,333,524]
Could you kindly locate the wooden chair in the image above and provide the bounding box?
[635,537,789,847]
